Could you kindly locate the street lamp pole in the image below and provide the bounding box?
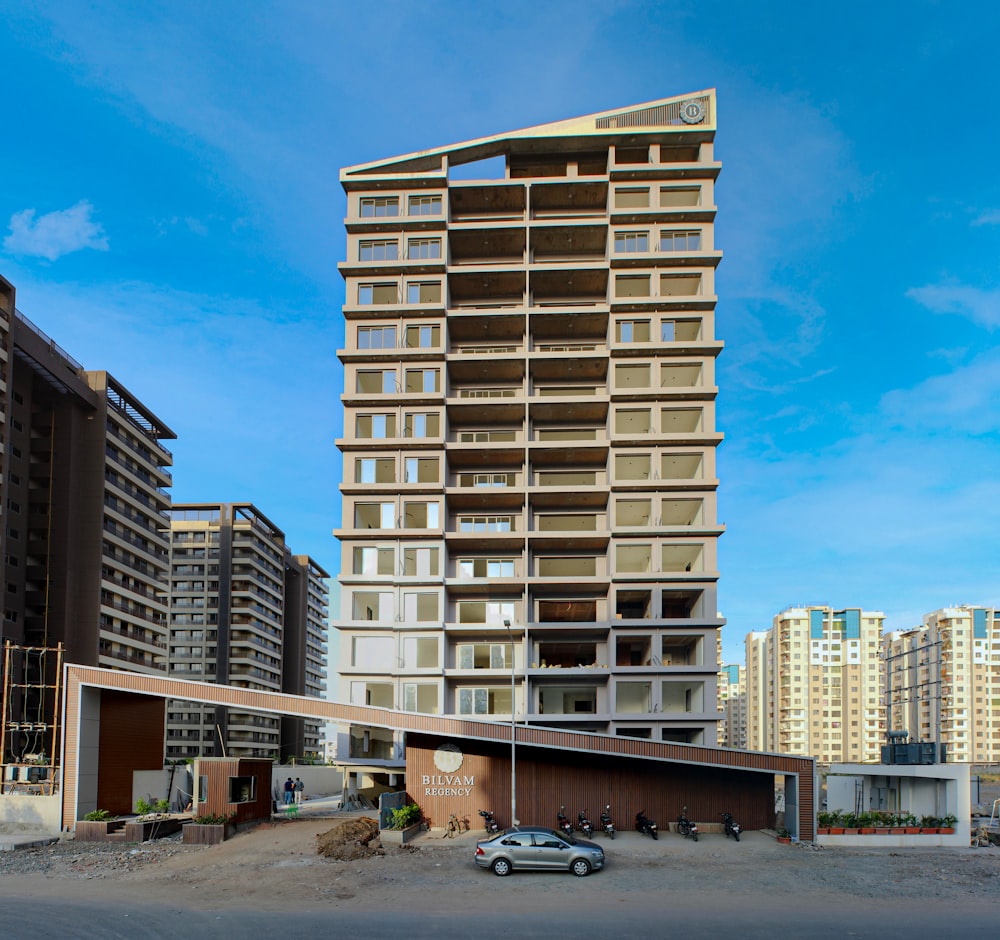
[503,618,517,827]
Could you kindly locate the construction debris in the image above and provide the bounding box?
[315,817,383,860]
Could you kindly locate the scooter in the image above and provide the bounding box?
[635,810,658,840]
[479,809,500,835]
[677,808,699,841]
[557,805,574,838]
[600,805,615,840]
[577,809,594,838]
[720,811,741,842]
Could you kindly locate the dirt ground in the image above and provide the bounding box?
[0,814,998,915]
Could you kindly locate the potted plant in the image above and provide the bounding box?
[775,827,791,844]
[901,813,920,835]
[76,809,125,842]
[826,810,845,835]
[183,812,237,845]
[816,811,833,835]
[857,811,877,835]
[380,802,423,845]
[920,815,940,834]
[938,814,957,834]
[841,813,860,835]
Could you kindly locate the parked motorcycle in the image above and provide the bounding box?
[557,805,574,838]
[600,805,615,840]
[677,807,699,841]
[635,810,658,840]
[577,809,594,838]
[479,809,500,835]
[720,811,741,842]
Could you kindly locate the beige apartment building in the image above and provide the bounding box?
[745,607,885,763]
[717,663,747,748]
[333,92,725,763]
[165,503,329,761]
[884,606,1000,765]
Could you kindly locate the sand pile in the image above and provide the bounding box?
[315,817,383,860]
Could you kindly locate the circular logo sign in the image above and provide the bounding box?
[433,743,464,773]
[680,100,705,124]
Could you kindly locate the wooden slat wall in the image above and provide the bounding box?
[62,665,815,839]
[97,691,166,815]
[197,758,273,824]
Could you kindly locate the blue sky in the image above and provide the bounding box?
[3,1,999,665]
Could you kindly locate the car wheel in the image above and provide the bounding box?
[571,858,591,877]
[492,858,512,877]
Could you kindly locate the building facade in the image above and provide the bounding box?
[745,606,885,764]
[164,503,329,761]
[333,92,724,765]
[718,663,747,748]
[884,606,1000,765]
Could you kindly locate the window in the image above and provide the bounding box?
[408,238,441,259]
[615,364,651,389]
[661,320,676,342]
[615,453,651,480]
[356,370,396,394]
[403,637,439,668]
[404,502,440,528]
[358,283,398,305]
[458,515,514,533]
[403,591,439,622]
[406,281,442,304]
[354,502,395,529]
[614,232,649,253]
[659,187,701,207]
[405,324,441,348]
[360,196,399,217]
[614,187,649,209]
[404,456,439,483]
[352,591,392,622]
[405,368,439,393]
[357,325,396,349]
[228,776,256,804]
[352,635,393,667]
[403,546,440,576]
[402,683,439,713]
[355,457,394,484]
[616,319,650,343]
[356,414,396,438]
[615,275,650,298]
[353,547,394,575]
[458,558,515,578]
[659,274,701,296]
[359,239,399,261]
[457,643,511,670]
[615,408,651,433]
[409,194,442,216]
[403,413,440,438]
[660,230,701,252]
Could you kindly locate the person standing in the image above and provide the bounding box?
[284,777,294,805]
[294,777,305,805]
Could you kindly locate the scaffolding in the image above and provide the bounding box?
[1,642,63,795]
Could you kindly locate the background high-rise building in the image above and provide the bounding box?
[745,606,885,763]
[164,503,330,761]
[333,92,724,765]
[717,663,747,748]
[884,606,1000,764]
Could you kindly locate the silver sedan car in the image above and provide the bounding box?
[474,826,605,877]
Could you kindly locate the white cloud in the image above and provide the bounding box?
[906,283,1000,329]
[4,201,109,261]
[971,209,1000,226]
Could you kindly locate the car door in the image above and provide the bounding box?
[498,831,536,868]
[531,830,571,869]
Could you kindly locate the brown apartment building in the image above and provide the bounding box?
[333,93,725,765]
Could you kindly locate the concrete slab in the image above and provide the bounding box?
[0,832,60,852]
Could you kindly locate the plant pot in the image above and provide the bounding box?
[776,836,791,844]
[872,827,888,835]
[920,828,939,834]
[183,822,235,845]
[380,822,422,845]
[939,828,955,834]
[904,827,920,834]
[843,828,860,835]
[890,828,905,835]
[816,827,830,835]
[828,827,845,834]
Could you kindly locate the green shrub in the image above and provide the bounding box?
[135,798,154,815]
[155,798,170,814]
[194,813,234,825]
[390,803,422,830]
[83,809,115,822]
